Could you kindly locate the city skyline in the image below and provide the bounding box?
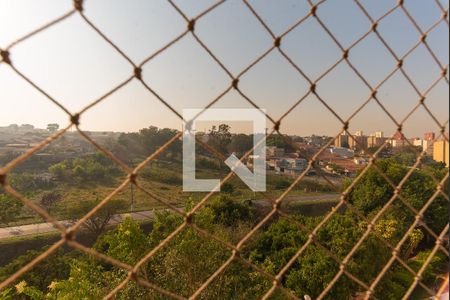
[0,121,447,141]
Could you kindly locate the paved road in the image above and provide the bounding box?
[0,211,160,240]
[0,194,339,240]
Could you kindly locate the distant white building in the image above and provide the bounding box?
[413,138,423,147]
[375,131,384,138]
[269,158,308,174]
[330,147,355,158]
[390,139,408,148]
[286,158,308,172]
[274,159,290,172]
[354,157,368,165]
[413,138,434,154]
[388,132,408,148]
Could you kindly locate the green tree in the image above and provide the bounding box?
[272,178,292,190]
[113,126,181,163]
[44,259,107,300]
[49,154,120,186]
[249,214,391,299]
[221,183,235,194]
[26,221,150,300]
[48,162,69,181]
[267,135,295,152]
[6,156,447,300]
[0,288,14,300]
[9,173,53,192]
[46,123,60,133]
[0,152,20,167]
[208,124,232,156]
[96,218,149,265]
[0,248,73,293]
[0,195,23,226]
[206,195,252,227]
[65,198,127,236]
[376,250,448,299]
[40,192,62,213]
[25,203,259,299]
[229,134,254,156]
[348,159,448,236]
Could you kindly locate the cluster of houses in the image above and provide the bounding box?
[0,124,120,161]
[336,131,449,167]
[266,156,310,176]
[260,145,366,177]
[265,146,306,174]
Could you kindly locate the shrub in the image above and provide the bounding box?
[274,179,291,190]
[207,195,252,227]
[140,167,182,185]
[221,183,235,194]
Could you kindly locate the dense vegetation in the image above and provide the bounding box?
[0,156,447,300]
[48,153,122,186]
[0,125,448,299]
[0,125,335,226]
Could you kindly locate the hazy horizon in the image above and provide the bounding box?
[1,120,447,140]
[1,0,448,138]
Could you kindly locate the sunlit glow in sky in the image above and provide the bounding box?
[0,0,448,137]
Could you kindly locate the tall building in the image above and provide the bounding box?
[355,130,364,137]
[367,133,387,149]
[424,140,434,155]
[423,132,436,155]
[335,133,350,148]
[413,138,422,147]
[424,132,436,141]
[433,140,449,167]
[349,135,368,151]
[389,132,407,148]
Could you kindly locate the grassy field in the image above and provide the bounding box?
[2,161,343,228]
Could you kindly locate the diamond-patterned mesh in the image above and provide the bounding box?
[0,1,448,299]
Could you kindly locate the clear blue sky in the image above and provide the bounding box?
[0,0,448,138]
